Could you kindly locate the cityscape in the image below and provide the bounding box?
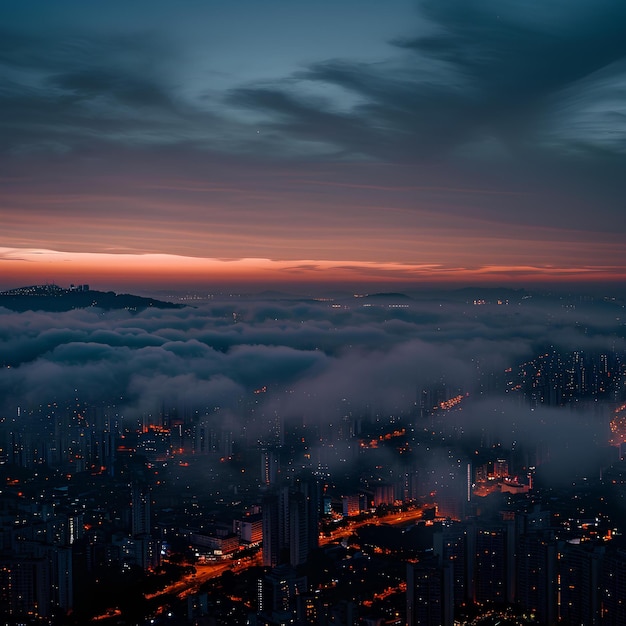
[1,284,626,625]
[3,1,626,625]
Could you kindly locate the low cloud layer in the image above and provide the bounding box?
[1,293,624,438]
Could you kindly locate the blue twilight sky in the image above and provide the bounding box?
[1,0,626,290]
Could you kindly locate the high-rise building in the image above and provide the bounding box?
[289,491,310,567]
[473,524,513,604]
[257,564,307,624]
[601,548,626,626]
[406,556,453,626]
[0,554,51,618]
[516,532,557,625]
[261,447,280,486]
[262,489,287,568]
[559,542,603,625]
[262,476,320,568]
[50,545,73,614]
[433,521,469,608]
[131,483,151,537]
[342,494,361,517]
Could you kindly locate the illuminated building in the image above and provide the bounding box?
[0,555,51,618]
[262,477,320,568]
[131,482,151,537]
[433,521,469,607]
[516,532,557,624]
[136,426,171,464]
[188,528,239,558]
[473,524,514,604]
[133,533,161,570]
[609,403,626,448]
[261,447,280,485]
[341,493,362,517]
[262,491,283,568]
[601,548,626,626]
[293,475,320,567]
[493,458,508,478]
[434,458,468,520]
[373,482,394,507]
[558,542,603,625]
[257,564,307,624]
[235,513,263,545]
[51,546,73,614]
[511,349,624,407]
[406,556,453,626]
[400,470,421,502]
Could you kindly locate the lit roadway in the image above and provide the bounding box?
[144,551,263,602]
[106,507,426,622]
[320,506,425,546]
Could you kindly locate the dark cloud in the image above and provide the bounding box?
[1,293,624,441]
[226,84,386,160]
[1,0,625,268]
[447,395,609,485]
[4,1,623,165]
[127,372,244,417]
[407,1,626,93]
[50,67,175,110]
[225,0,626,169]
[0,290,622,499]
[0,26,225,155]
[402,1,626,160]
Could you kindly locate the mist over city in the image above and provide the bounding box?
[3,0,626,623]
[2,284,626,624]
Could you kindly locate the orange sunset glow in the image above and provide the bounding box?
[1,1,625,294]
[2,248,626,292]
[3,3,626,623]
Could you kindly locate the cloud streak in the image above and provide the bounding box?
[0,1,625,285]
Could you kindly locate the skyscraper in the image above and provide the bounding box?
[262,475,320,568]
[406,556,453,626]
[516,532,557,625]
[131,483,151,537]
[473,525,512,604]
[601,548,626,626]
[433,521,469,608]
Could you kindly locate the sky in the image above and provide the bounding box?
[2,0,626,292]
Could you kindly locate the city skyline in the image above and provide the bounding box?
[3,5,626,619]
[2,284,625,623]
[2,1,626,291]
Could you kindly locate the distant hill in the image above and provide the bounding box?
[0,284,184,312]
[360,292,412,300]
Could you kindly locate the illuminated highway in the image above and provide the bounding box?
[320,506,425,546]
[145,551,263,602]
[92,507,427,622]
